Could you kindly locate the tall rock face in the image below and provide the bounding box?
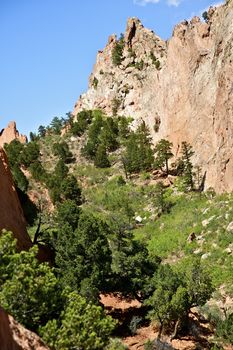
[0,147,32,250]
[0,307,49,350]
[0,121,27,148]
[73,1,233,192]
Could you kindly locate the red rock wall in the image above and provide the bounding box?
[0,147,32,250]
[0,307,49,350]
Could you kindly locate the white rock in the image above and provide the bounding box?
[227,222,233,232]
[135,216,143,223]
[202,216,215,227]
[201,252,211,260]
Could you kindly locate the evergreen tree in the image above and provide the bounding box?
[20,141,40,167]
[54,159,69,180]
[52,141,73,163]
[55,212,112,293]
[179,141,195,191]
[4,140,24,167]
[61,175,82,204]
[123,121,154,174]
[71,110,93,136]
[154,139,173,175]
[82,113,104,159]
[12,165,28,192]
[0,231,62,331]
[99,117,119,152]
[112,34,125,66]
[40,292,116,350]
[153,181,171,215]
[38,125,46,138]
[50,117,63,135]
[94,144,111,168]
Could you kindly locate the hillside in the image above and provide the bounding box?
[73,1,233,193]
[1,1,233,350]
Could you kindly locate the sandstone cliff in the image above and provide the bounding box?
[73,1,233,192]
[0,121,27,148]
[0,307,49,350]
[0,147,32,250]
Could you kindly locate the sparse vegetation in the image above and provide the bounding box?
[112,34,125,66]
[2,109,233,349]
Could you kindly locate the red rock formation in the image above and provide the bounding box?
[0,147,32,250]
[73,1,233,192]
[0,307,50,350]
[0,121,27,148]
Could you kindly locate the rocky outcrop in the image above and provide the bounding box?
[0,307,49,350]
[73,1,233,192]
[0,121,27,148]
[0,147,32,250]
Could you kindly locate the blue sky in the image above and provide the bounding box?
[0,0,223,135]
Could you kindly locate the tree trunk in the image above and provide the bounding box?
[170,319,180,340]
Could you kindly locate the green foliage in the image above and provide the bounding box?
[150,52,160,69]
[54,159,69,180]
[110,230,158,299]
[123,121,154,174]
[93,76,99,89]
[94,144,111,168]
[145,259,213,336]
[55,211,112,293]
[154,139,173,175]
[112,97,121,116]
[38,125,46,137]
[153,182,172,215]
[60,175,82,204]
[4,140,24,167]
[55,199,81,230]
[29,160,47,182]
[0,231,62,331]
[202,11,208,22]
[40,292,116,350]
[82,112,105,159]
[16,188,38,225]
[52,141,73,163]
[20,141,40,167]
[112,34,125,66]
[71,110,93,136]
[106,338,128,350]
[11,165,28,192]
[216,313,233,344]
[178,141,195,191]
[99,117,119,151]
[50,117,63,135]
[135,60,144,70]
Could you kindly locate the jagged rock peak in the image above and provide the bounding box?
[0,121,27,148]
[73,1,233,192]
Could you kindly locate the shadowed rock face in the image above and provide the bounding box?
[73,1,233,192]
[0,121,27,148]
[0,147,32,250]
[0,307,49,350]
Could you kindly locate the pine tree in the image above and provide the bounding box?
[123,121,154,174]
[154,139,173,175]
[179,141,195,191]
[94,144,110,168]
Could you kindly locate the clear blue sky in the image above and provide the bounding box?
[0,0,223,135]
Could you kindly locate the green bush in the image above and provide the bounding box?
[112,34,125,66]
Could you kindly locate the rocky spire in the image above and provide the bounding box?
[0,121,27,148]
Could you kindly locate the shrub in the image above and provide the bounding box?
[93,76,99,89]
[112,34,125,66]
